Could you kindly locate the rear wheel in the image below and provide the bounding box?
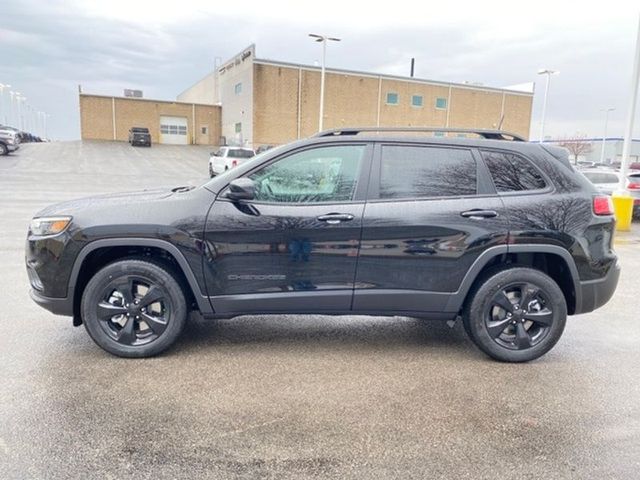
[81,259,187,358]
[209,165,214,177]
[463,267,567,362]
[0,143,7,155]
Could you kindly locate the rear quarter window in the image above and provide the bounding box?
[481,150,547,192]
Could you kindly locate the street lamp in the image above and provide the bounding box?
[9,91,17,128]
[309,33,341,132]
[17,95,26,131]
[599,107,615,164]
[537,69,559,143]
[0,83,11,125]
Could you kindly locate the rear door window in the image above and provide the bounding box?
[481,151,547,192]
[378,145,477,199]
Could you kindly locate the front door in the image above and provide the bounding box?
[203,143,372,315]
[353,142,510,315]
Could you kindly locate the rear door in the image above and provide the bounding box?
[353,142,510,315]
[203,143,372,315]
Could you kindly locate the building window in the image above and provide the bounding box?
[434,131,445,137]
[234,82,242,95]
[201,126,208,135]
[386,92,399,105]
[235,122,242,133]
[435,97,448,109]
[411,95,423,107]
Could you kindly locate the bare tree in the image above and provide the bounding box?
[557,137,593,165]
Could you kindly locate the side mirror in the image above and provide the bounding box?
[225,178,255,201]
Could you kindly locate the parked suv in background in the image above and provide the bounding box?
[128,127,151,147]
[209,146,255,177]
[26,127,620,361]
[0,125,21,155]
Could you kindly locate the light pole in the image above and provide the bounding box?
[537,69,559,143]
[9,91,17,127]
[0,83,11,125]
[309,33,341,132]
[16,94,26,131]
[43,113,50,139]
[599,107,615,164]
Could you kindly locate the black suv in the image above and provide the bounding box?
[26,128,620,361]
[128,127,151,147]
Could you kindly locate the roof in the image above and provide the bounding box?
[253,58,533,96]
[79,93,218,108]
[544,137,640,143]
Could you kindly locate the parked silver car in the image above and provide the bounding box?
[581,169,640,217]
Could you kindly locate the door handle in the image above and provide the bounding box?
[317,213,355,224]
[460,209,498,219]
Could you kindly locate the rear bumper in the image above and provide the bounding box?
[29,289,73,317]
[575,260,621,314]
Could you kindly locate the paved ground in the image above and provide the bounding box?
[1,141,639,480]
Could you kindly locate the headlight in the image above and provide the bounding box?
[29,216,72,236]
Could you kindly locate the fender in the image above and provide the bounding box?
[67,238,213,315]
[443,244,581,313]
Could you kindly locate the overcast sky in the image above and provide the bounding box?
[3,0,640,141]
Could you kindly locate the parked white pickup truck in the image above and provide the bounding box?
[208,147,255,177]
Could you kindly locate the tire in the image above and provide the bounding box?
[209,165,214,178]
[463,267,567,362]
[81,259,187,358]
[0,143,7,156]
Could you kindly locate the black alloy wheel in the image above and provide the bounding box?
[463,267,567,362]
[96,276,171,347]
[81,259,187,357]
[485,282,554,351]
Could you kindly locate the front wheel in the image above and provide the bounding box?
[81,259,187,358]
[463,267,567,362]
[0,143,8,156]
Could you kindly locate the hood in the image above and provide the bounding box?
[35,186,196,218]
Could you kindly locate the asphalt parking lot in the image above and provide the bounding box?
[1,141,640,479]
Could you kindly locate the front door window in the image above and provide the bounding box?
[249,145,365,203]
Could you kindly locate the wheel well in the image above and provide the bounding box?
[72,246,196,325]
[467,252,577,315]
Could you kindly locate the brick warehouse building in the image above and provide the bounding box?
[80,44,534,146]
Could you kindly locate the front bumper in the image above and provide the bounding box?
[6,143,19,152]
[29,288,73,317]
[575,260,621,314]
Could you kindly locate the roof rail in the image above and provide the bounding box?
[313,127,526,142]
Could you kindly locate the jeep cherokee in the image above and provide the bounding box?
[26,127,620,361]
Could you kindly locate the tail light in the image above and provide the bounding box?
[593,196,614,216]
[628,182,640,190]
[231,160,238,168]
